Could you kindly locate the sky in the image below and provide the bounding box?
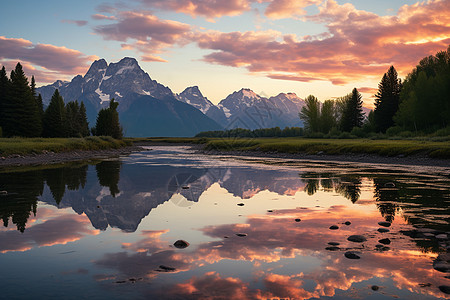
[0,0,449,107]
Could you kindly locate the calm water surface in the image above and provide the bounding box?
[0,146,449,299]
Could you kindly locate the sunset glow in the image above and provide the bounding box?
[1,0,449,105]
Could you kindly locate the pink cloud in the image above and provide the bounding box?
[94,11,191,61]
[264,0,323,19]
[92,14,117,20]
[190,0,449,86]
[0,36,97,84]
[0,214,99,253]
[61,19,88,26]
[139,0,252,19]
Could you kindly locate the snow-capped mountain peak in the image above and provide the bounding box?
[177,86,213,114]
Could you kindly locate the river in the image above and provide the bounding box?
[0,146,449,299]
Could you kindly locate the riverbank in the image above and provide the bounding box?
[133,137,450,167]
[1,136,449,168]
[198,148,450,168]
[0,145,143,168]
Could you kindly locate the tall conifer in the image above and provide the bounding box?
[5,63,41,137]
[43,89,66,137]
[0,66,9,133]
[374,66,402,132]
[340,88,364,132]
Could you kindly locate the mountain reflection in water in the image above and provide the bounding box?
[0,146,449,299]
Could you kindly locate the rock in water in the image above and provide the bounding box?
[347,235,367,243]
[377,228,390,233]
[378,238,391,245]
[236,233,247,237]
[158,265,176,272]
[328,242,340,246]
[325,246,340,251]
[173,240,190,249]
[344,221,351,225]
[295,218,301,222]
[439,286,450,295]
[329,225,339,230]
[371,285,379,291]
[237,203,245,206]
[344,251,361,259]
[378,221,391,227]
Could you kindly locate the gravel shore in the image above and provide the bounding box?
[0,146,143,167]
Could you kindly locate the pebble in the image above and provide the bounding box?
[344,251,361,259]
[295,218,301,222]
[235,233,247,237]
[173,240,190,249]
[329,225,339,230]
[378,238,391,245]
[378,221,391,227]
[158,265,176,272]
[325,246,340,251]
[439,286,450,295]
[344,221,351,225]
[237,203,245,206]
[347,235,367,243]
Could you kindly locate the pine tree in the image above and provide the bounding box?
[340,88,364,132]
[93,99,123,139]
[43,89,66,137]
[374,66,402,132]
[65,101,80,137]
[0,66,9,134]
[79,102,90,137]
[5,63,42,137]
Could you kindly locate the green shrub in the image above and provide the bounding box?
[338,132,354,139]
[350,126,366,138]
[386,126,403,136]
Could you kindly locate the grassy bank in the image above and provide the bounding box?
[203,138,450,158]
[127,137,450,159]
[0,136,129,157]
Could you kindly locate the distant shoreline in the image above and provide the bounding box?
[196,147,450,169]
[1,141,449,169]
[0,146,143,168]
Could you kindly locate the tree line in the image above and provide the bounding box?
[0,62,123,139]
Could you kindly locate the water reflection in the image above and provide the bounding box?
[0,147,449,299]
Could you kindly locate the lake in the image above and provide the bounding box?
[0,146,449,299]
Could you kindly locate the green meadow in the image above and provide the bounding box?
[131,137,450,159]
[0,136,128,157]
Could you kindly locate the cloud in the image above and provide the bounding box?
[189,0,450,87]
[92,14,117,20]
[0,214,99,253]
[139,0,252,19]
[263,0,323,19]
[61,19,88,26]
[93,11,191,61]
[0,36,97,84]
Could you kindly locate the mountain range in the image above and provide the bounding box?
[37,57,307,136]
